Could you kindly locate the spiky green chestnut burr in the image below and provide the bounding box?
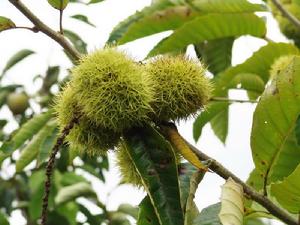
[55,85,120,155]
[71,48,154,132]
[115,143,143,187]
[146,55,212,121]
[268,0,300,45]
[269,55,295,79]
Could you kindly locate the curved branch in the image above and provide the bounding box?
[8,0,81,61]
[271,0,300,30]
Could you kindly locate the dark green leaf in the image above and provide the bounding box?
[48,0,69,10]
[0,16,15,32]
[210,105,229,144]
[148,13,266,56]
[251,56,300,188]
[195,38,234,75]
[193,203,221,225]
[64,29,87,54]
[124,125,184,225]
[71,14,95,27]
[1,49,35,76]
[137,196,160,225]
[193,102,230,142]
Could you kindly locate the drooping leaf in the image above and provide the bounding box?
[0,16,15,32]
[118,6,198,44]
[1,49,35,76]
[214,43,300,96]
[219,178,244,225]
[271,164,300,214]
[148,13,266,56]
[210,105,229,144]
[193,203,222,225]
[70,14,95,27]
[107,0,174,43]
[123,125,184,225]
[195,37,234,75]
[137,196,160,225]
[63,29,87,54]
[47,0,69,10]
[251,56,300,188]
[191,0,267,13]
[15,120,57,172]
[55,182,96,205]
[193,102,230,142]
[0,110,53,162]
[184,170,205,225]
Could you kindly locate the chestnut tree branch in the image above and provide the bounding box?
[271,0,300,30]
[8,0,81,61]
[186,141,297,225]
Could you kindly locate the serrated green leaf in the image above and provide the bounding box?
[0,16,15,32]
[48,0,69,10]
[195,38,234,75]
[15,121,57,172]
[55,182,96,205]
[137,196,160,225]
[71,14,95,27]
[123,125,184,225]
[251,56,300,187]
[219,178,244,225]
[0,111,53,162]
[193,203,221,225]
[271,164,300,213]
[1,49,35,76]
[148,13,266,56]
[193,102,230,142]
[118,6,198,44]
[191,0,267,13]
[63,29,87,54]
[107,0,174,43]
[214,43,300,96]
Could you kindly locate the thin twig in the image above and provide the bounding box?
[211,96,258,104]
[41,117,79,225]
[8,0,81,61]
[271,0,300,30]
[161,125,297,225]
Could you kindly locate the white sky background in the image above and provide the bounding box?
[0,0,290,224]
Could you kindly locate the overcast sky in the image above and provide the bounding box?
[0,0,288,224]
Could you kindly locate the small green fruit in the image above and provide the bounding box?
[115,143,143,187]
[7,92,29,115]
[72,48,154,132]
[55,85,120,155]
[146,55,212,121]
[269,55,295,79]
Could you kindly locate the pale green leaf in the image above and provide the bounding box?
[48,0,69,10]
[15,121,57,172]
[271,164,300,213]
[0,16,15,32]
[71,14,95,27]
[251,56,300,187]
[0,212,9,225]
[148,13,266,56]
[55,182,96,205]
[219,178,244,225]
[1,49,35,76]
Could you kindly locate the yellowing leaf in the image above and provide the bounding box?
[219,178,244,225]
[0,16,15,32]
